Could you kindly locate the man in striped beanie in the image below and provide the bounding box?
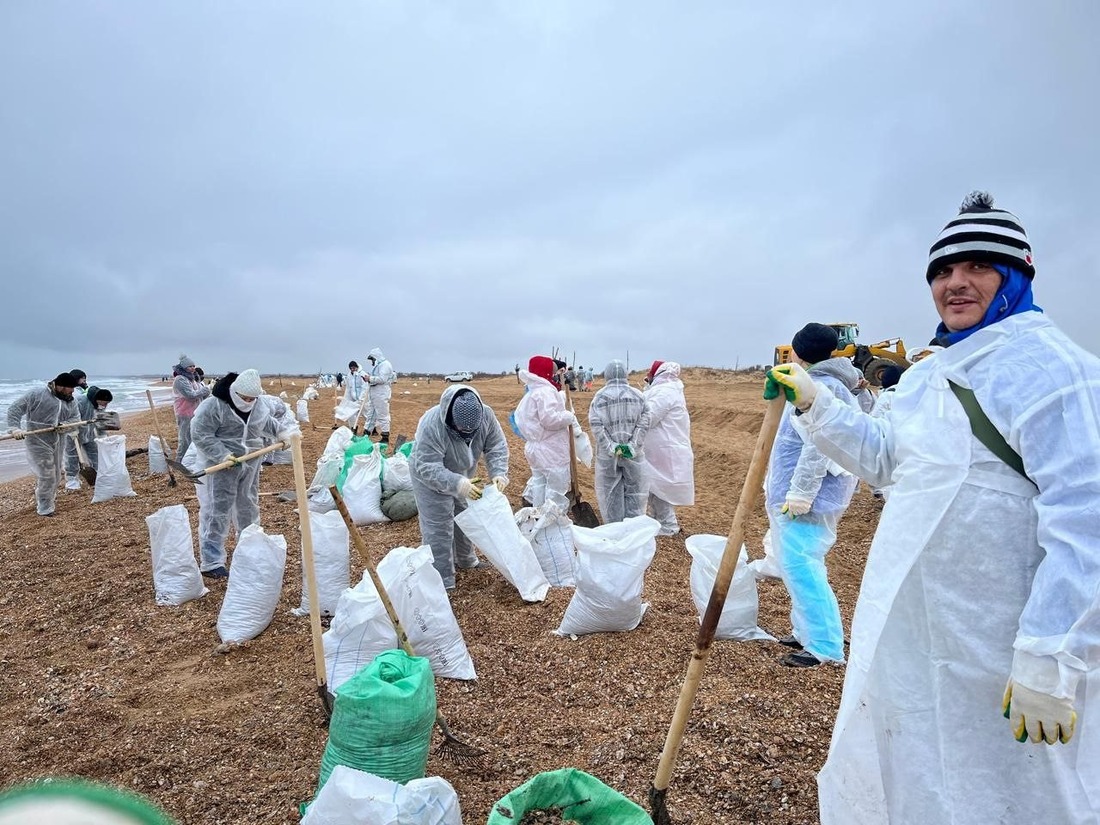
[765,191,1100,823]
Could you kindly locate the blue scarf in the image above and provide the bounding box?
[935,264,1042,346]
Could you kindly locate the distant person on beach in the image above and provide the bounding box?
[365,348,397,447]
[172,354,210,459]
[334,360,367,430]
[513,355,577,508]
[63,386,114,490]
[641,361,695,536]
[588,360,651,523]
[410,384,509,591]
[190,369,292,579]
[5,372,82,517]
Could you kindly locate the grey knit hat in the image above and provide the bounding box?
[927,191,1034,282]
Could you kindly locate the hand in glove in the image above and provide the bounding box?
[614,444,635,459]
[1003,651,1078,744]
[492,476,508,493]
[276,430,298,445]
[457,476,483,500]
[224,453,240,467]
[781,497,813,517]
[10,429,25,440]
[764,364,818,411]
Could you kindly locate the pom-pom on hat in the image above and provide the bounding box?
[178,354,196,368]
[791,323,839,365]
[230,369,264,398]
[927,191,1034,282]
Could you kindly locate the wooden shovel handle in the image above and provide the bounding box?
[289,434,328,692]
[201,441,290,475]
[0,419,89,441]
[562,383,581,497]
[652,395,786,793]
[145,389,174,459]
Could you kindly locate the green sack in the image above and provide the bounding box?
[397,439,414,458]
[486,769,650,824]
[317,649,436,791]
[381,488,419,522]
[335,436,376,492]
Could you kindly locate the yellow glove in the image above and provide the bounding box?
[457,476,483,500]
[764,363,818,411]
[781,497,813,518]
[224,453,240,466]
[1003,681,1077,744]
[492,476,508,493]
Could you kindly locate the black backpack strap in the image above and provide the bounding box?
[947,380,1030,481]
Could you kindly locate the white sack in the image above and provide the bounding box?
[747,529,783,580]
[302,765,462,825]
[454,486,550,603]
[377,545,476,680]
[296,398,310,424]
[323,573,395,692]
[145,504,207,606]
[303,386,320,401]
[91,434,137,502]
[307,429,354,513]
[333,398,363,428]
[381,453,413,494]
[515,501,576,587]
[148,435,168,475]
[216,524,287,643]
[685,534,774,641]
[293,510,351,618]
[556,515,661,636]
[343,452,388,526]
[574,428,594,469]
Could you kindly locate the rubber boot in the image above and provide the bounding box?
[380,431,389,451]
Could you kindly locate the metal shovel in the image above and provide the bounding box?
[166,441,291,484]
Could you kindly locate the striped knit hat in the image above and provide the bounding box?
[926,191,1034,282]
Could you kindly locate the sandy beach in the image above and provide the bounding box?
[0,370,880,823]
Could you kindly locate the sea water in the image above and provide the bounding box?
[0,376,174,482]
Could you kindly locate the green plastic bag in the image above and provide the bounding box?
[486,769,650,824]
[335,436,376,492]
[317,649,436,791]
[397,439,415,458]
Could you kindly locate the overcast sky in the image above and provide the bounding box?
[2,1,1097,379]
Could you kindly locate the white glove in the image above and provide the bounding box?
[782,496,813,517]
[457,476,483,500]
[766,363,818,411]
[492,476,508,493]
[1003,651,1079,744]
[276,429,298,444]
[224,453,240,466]
[10,429,25,440]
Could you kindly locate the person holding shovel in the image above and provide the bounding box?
[588,359,651,523]
[410,384,509,591]
[62,386,114,490]
[764,323,859,668]
[172,354,210,460]
[513,355,578,509]
[190,369,294,579]
[5,372,82,517]
[767,192,1100,823]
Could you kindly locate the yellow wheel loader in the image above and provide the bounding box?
[773,323,909,386]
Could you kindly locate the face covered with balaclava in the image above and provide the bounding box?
[447,390,482,442]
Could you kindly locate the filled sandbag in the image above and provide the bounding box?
[343,452,388,526]
[145,504,206,606]
[381,453,413,493]
[487,768,650,824]
[377,545,476,680]
[308,428,356,513]
[216,525,287,643]
[454,486,550,603]
[302,766,461,825]
[515,501,576,587]
[685,534,774,641]
[148,435,168,475]
[555,515,660,636]
[324,573,396,693]
[296,398,311,424]
[380,488,418,522]
[317,649,436,788]
[293,510,350,618]
[91,434,137,502]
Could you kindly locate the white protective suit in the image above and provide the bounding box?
[513,369,574,508]
[800,313,1100,824]
[641,362,695,534]
[588,360,651,524]
[337,368,369,429]
[409,385,509,589]
[366,348,397,437]
[190,380,283,572]
[6,383,81,515]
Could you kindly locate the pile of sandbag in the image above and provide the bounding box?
[307,428,355,513]
[380,447,417,522]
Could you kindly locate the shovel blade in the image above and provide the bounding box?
[166,458,203,483]
[570,499,601,529]
[80,466,98,487]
